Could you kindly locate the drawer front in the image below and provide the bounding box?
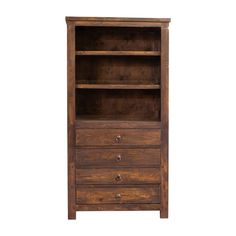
[75,129,161,146]
[76,148,160,167]
[76,168,160,185]
[76,186,160,204]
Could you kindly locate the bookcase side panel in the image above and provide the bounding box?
[160,26,169,218]
[67,22,76,219]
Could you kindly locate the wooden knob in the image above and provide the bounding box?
[115,174,122,181]
[115,135,122,143]
[116,154,122,161]
[115,193,121,199]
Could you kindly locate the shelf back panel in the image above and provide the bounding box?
[76,27,161,51]
[76,89,160,121]
[76,56,160,85]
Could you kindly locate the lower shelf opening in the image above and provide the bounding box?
[76,89,161,122]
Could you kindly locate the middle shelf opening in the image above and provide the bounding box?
[76,55,160,86]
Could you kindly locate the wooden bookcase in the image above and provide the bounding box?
[66,17,170,219]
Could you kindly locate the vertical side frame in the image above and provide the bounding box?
[160,24,169,218]
[67,20,76,219]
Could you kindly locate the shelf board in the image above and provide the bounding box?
[76,117,161,129]
[76,51,161,56]
[76,84,160,89]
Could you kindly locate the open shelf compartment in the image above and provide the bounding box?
[75,27,161,51]
[76,56,160,86]
[76,89,161,122]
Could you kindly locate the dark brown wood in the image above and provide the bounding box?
[76,90,161,121]
[76,168,160,185]
[160,26,169,218]
[66,17,171,23]
[75,129,161,146]
[74,21,168,28]
[66,16,170,219]
[76,56,160,85]
[75,119,161,129]
[66,17,170,28]
[76,148,160,167]
[76,84,160,89]
[76,204,160,211]
[76,51,160,56]
[67,21,76,219]
[76,185,160,204]
[76,27,160,51]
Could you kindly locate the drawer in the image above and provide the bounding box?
[75,129,161,146]
[76,148,160,167]
[76,186,160,204]
[76,168,160,185]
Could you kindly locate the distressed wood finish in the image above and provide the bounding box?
[76,90,161,121]
[76,84,160,89]
[66,17,170,27]
[76,168,160,185]
[76,27,160,51]
[160,26,169,218]
[67,21,76,219]
[76,186,160,204]
[66,17,170,22]
[66,17,170,219]
[76,204,160,211]
[76,148,160,167]
[75,129,161,146]
[75,119,161,129]
[76,51,161,56]
[76,56,160,85]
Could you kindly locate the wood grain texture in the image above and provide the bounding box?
[76,27,160,51]
[73,22,168,27]
[75,129,161,146]
[66,17,171,23]
[76,148,160,167]
[76,168,160,185]
[160,26,169,218]
[76,90,161,121]
[75,119,161,129]
[76,56,160,85]
[65,17,170,28]
[66,16,170,218]
[76,204,160,211]
[76,84,160,89]
[76,185,160,204]
[76,51,160,56]
[67,22,76,219]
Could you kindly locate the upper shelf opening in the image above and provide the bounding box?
[75,27,161,51]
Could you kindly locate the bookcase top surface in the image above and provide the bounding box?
[66,16,171,23]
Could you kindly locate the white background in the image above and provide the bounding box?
[0,0,236,235]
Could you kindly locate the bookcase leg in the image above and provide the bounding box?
[68,209,76,220]
[160,209,168,218]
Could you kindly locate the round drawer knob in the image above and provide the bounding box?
[115,135,122,143]
[116,154,122,161]
[115,193,121,199]
[115,174,122,181]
